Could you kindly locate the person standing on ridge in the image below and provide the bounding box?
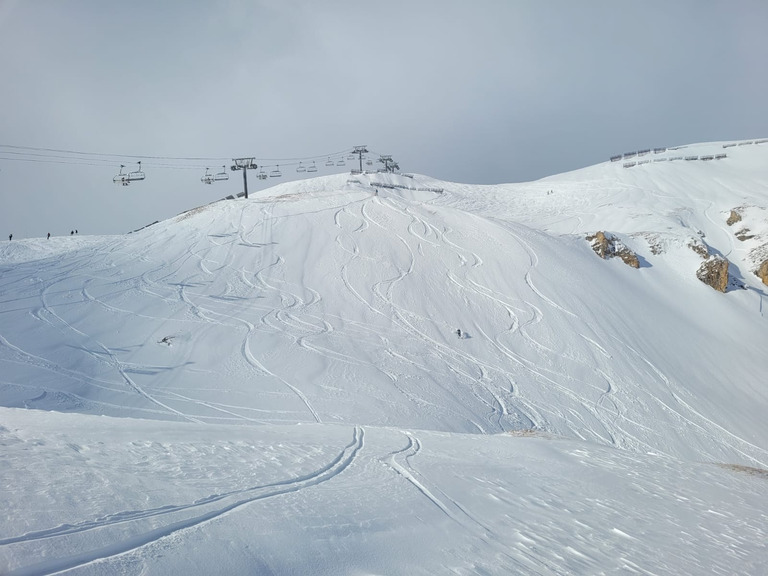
[47,232,50,239]
[8,233,12,241]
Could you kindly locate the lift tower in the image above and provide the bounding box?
[378,155,399,173]
[352,145,369,173]
[230,158,258,199]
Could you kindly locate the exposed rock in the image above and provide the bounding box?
[586,231,640,269]
[755,260,768,286]
[726,210,742,226]
[735,228,755,241]
[688,239,709,259]
[636,232,664,255]
[696,256,729,292]
[617,248,640,268]
[586,231,611,258]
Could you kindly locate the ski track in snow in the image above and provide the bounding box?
[371,200,506,432]
[182,270,323,424]
[2,427,365,576]
[331,198,495,431]
[11,271,204,423]
[384,434,464,523]
[614,337,768,467]
[145,202,326,425]
[381,198,623,441]
[382,432,537,572]
[339,195,652,444]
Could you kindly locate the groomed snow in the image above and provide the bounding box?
[2,140,767,574]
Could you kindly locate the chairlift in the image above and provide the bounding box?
[365,158,373,166]
[214,165,229,182]
[336,157,346,166]
[307,161,318,173]
[270,165,282,178]
[127,161,145,182]
[113,165,130,186]
[296,162,306,173]
[201,167,215,185]
[347,154,355,160]
[257,168,268,180]
[325,157,334,167]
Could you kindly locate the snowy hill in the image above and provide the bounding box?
[2,140,767,574]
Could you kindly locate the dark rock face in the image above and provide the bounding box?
[696,256,729,292]
[587,231,611,259]
[735,228,755,241]
[586,232,639,269]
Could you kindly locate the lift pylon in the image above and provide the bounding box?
[230,158,258,199]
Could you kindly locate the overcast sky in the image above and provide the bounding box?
[1,0,767,238]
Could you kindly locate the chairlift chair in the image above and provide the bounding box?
[366,158,373,166]
[307,161,318,173]
[257,168,268,180]
[270,165,282,178]
[113,165,130,186]
[214,165,229,182]
[325,157,334,167]
[127,161,145,182]
[201,168,215,185]
[336,157,346,166]
[296,162,306,173]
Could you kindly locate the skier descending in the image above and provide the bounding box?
[456,328,462,339]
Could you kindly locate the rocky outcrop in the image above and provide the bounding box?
[648,237,664,255]
[696,256,729,292]
[735,228,755,241]
[755,260,768,286]
[586,231,640,269]
[616,247,640,268]
[587,231,611,258]
[688,239,709,259]
[726,210,742,226]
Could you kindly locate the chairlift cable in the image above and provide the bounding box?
[0,156,121,168]
[0,143,358,165]
[0,143,375,179]
[0,144,231,162]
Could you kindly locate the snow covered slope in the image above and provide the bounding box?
[2,410,766,575]
[2,140,767,574]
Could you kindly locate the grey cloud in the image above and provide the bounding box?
[1,0,766,237]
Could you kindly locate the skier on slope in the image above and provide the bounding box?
[456,328,462,339]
